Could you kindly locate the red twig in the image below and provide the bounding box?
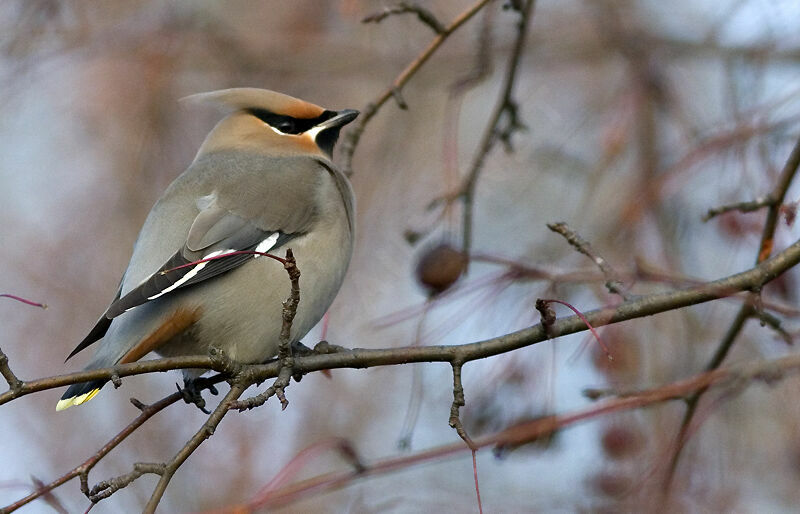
[471,450,483,514]
[539,299,613,360]
[0,293,47,309]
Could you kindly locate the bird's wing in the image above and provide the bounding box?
[66,191,312,360]
[105,199,298,318]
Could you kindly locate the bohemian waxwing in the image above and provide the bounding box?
[57,88,358,410]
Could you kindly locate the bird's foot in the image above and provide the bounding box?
[177,378,217,414]
[313,340,348,354]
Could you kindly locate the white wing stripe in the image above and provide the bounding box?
[145,249,232,301]
[254,233,279,256]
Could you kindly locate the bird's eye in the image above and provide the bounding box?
[277,120,295,134]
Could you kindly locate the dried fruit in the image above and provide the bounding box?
[415,242,467,296]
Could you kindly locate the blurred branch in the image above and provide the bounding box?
[245,353,800,510]
[665,133,800,490]
[341,0,494,175]
[460,0,536,268]
[362,3,446,34]
[141,383,246,513]
[703,195,774,221]
[547,222,630,300]
[1,387,215,512]
[221,438,366,512]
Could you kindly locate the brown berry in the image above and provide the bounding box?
[600,425,644,459]
[415,243,467,295]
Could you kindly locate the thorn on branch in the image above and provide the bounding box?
[362,2,446,35]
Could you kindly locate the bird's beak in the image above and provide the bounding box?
[317,109,359,130]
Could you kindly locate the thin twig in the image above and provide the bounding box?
[229,248,300,411]
[248,353,800,510]
[547,222,630,300]
[232,438,366,512]
[142,383,246,513]
[0,348,23,393]
[0,355,217,406]
[448,360,473,446]
[2,390,192,512]
[703,195,774,221]
[664,133,800,489]
[340,0,494,175]
[362,3,446,34]
[461,0,536,268]
[0,293,47,309]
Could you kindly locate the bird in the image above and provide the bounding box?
[56,88,358,411]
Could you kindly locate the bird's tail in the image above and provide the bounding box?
[56,379,106,411]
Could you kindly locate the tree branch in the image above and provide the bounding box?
[142,383,246,513]
[703,195,774,221]
[547,221,630,300]
[5,232,800,411]
[362,3,446,35]
[5,232,800,511]
[665,133,800,488]
[248,353,800,510]
[340,0,494,175]
[460,0,536,268]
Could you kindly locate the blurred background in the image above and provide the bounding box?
[2,0,800,512]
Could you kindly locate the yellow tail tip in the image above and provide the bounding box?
[56,388,101,411]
